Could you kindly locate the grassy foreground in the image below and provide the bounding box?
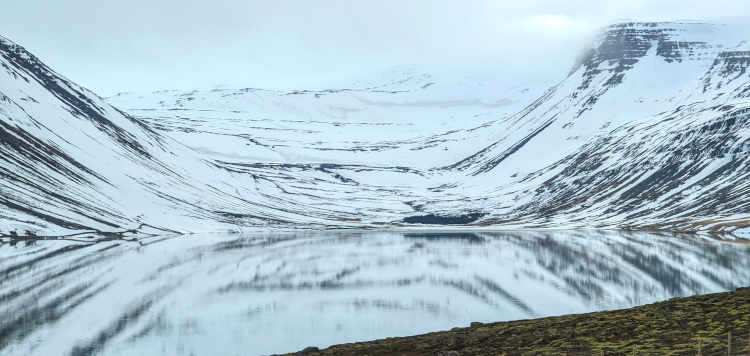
[283,287,750,356]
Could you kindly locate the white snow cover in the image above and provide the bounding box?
[2,19,750,235]
[3,18,750,356]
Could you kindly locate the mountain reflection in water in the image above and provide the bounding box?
[1,230,749,356]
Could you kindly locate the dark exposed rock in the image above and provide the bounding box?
[297,346,320,354]
[437,351,459,356]
[402,213,486,225]
[574,22,711,91]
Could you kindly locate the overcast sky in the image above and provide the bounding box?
[2,0,750,96]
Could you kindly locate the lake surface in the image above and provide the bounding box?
[1,230,749,355]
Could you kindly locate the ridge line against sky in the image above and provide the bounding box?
[3,0,750,96]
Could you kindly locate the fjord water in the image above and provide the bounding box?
[1,231,749,356]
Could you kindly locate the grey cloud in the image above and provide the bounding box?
[1,0,749,96]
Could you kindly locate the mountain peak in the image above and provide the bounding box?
[569,20,731,90]
[4,18,750,236]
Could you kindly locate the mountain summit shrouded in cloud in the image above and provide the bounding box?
[2,18,750,237]
[4,1,750,96]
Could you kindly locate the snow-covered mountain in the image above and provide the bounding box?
[3,19,750,237]
[0,34,362,236]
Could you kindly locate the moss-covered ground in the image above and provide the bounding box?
[281,287,750,356]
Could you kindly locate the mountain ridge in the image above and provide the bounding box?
[2,20,750,237]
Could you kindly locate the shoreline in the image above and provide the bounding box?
[282,287,750,355]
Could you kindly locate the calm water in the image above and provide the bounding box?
[1,230,749,355]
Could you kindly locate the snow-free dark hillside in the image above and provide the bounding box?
[3,19,750,237]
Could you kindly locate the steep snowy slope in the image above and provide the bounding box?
[0,36,170,235]
[4,19,750,236]
[0,35,372,236]
[445,21,750,233]
[107,20,750,235]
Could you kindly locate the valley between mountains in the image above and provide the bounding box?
[3,20,750,237]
